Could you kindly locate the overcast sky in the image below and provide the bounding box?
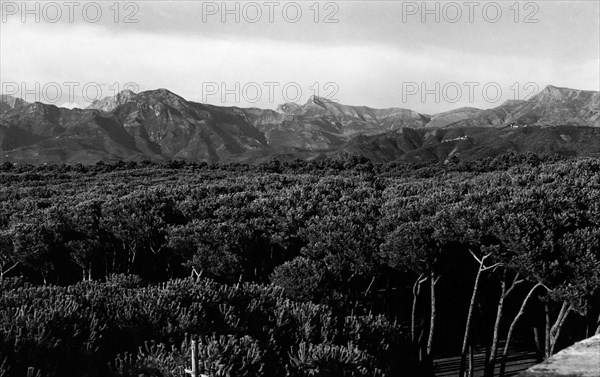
[1,0,599,113]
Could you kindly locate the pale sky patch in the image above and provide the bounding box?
[1,1,598,114]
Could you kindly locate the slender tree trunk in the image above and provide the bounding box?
[426,271,438,357]
[128,244,137,275]
[112,248,117,274]
[460,262,485,377]
[411,274,427,343]
[585,305,592,338]
[468,344,474,377]
[548,301,572,357]
[418,325,426,362]
[411,280,419,343]
[364,276,376,297]
[485,275,507,377]
[483,345,491,376]
[499,282,544,377]
[533,325,543,362]
[544,303,551,359]
[485,272,522,377]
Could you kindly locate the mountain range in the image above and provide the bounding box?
[1,85,599,164]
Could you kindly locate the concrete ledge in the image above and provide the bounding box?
[518,334,600,377]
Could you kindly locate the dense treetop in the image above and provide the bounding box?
[1,154,599,377]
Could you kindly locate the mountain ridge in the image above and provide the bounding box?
[1,85,598,164]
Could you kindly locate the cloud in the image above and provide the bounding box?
[1,1,598,114]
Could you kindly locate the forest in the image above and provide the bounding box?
[0,153,599,377]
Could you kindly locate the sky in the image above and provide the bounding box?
[1,0,599,114]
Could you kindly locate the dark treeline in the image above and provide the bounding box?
[1,153,599,377]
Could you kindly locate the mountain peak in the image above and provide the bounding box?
[533,85,589,103]
[118,89,136,98]
[503,85,599,127]
[148,88,176,96]
[275,95,332,115]
[543,84,576,91]
[0,94,27,107]
[539,85,589,97]
[0,94,28,114]
[305,95,333,108]
[138,88,190,105]
[543,85,570,93]
[276,102,303,115]
[87,89,138,111]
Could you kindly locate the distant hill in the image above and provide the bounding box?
[424,86,599,129]
[338,125,600,163]
[1,85,598,164]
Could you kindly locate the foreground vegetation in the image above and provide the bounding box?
[1,276,417,377]
[1,154,599,376]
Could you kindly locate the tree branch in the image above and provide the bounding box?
[2,262,19,277]
[505,273,524,297]
[363,276,376,297]
[481,262,503,271]
[468,249,483,265]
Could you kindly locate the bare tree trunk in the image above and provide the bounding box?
[112,248,117,274]
[364,276,376,297]
[384,277,390,317]
[485,275,507,377]
[548,301,572,357]
[411,283,418,343]
[418,325,426,362]
[485,272,522,377]
[585,305,592,338]
[128,245,137,275]
[460,252,500,377]
[468,344,474,377]
[544,303,551,359]
[499,282,544,377]
[533,325,543,362]
[460,261,485,377]
[426,271,438,357]
[411,273,427,343]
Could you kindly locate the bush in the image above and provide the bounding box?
[0,278,419,377]
[0,276,29,291]
[106,273,145,288]
[271,257,327,302]
[288,342,381,377]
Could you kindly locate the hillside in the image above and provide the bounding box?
[1,85,598,164]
